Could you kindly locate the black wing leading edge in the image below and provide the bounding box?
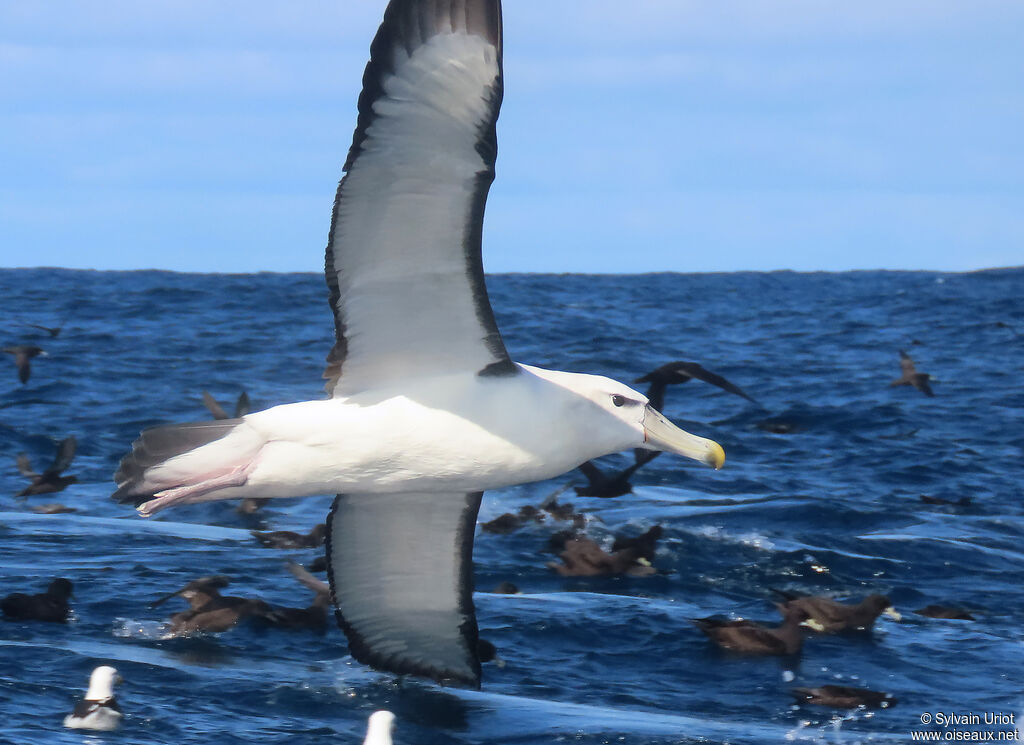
[323,0,513,397]
[326,491,484,687]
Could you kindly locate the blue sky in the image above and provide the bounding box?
[1,1,1022,273]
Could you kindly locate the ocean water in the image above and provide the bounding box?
[0,267,1022,744]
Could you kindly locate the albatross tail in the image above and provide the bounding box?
[112,419,263,515]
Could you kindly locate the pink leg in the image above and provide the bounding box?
[138,463,254,517]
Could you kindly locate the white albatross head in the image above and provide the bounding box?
[523,365,725,469]
[363,710,395,745]
[85,665,122,701]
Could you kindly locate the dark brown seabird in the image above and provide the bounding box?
[914,604,976,620]
[1,577,73,622]
[3,344,46,384]
[574,451,661,498]
[202,390,251,420]
[257,562,332,632]
[547,535,658,577]
[16,436,78,497]
[693,606,821,655]
[152,575,271,635]
[771,589,901,632]
[791,684,897,709]
[890,350,935,396]
[635,360,758,412]
[17,321,63,338]
[251,523,327,549]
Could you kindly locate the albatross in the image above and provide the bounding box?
[112,0,725,688]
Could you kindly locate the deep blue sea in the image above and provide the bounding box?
[1,267,1022,744]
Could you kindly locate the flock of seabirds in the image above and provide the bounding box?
[0,0,979,740]
[3,335,966,737]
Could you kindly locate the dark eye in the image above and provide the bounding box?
[611,394,626,407]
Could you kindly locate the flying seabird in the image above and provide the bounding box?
[363,711,395,745]
[693,607,821,655]
[112,0,725,688]
[1,577,73,622]
[635,361,758,412]
[16,321,63,338]
[3,344,46,384]
[770,590,901,633]
[63,666,123,731]
[574,451,660,498]
[251,523,327,549]
[791,684,897,709]
[890,350,934,397]
[16,436,78,497]
[202,390,251,420]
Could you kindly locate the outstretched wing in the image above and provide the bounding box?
[671,362,758,403]
[323,0,514,397]
[326,490,483,687]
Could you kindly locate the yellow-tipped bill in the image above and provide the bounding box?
[884,606,902,622]
[641,405,725,469]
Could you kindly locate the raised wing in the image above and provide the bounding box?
[15,453,38,478]
[675,362,757,403]
[323,0,514,396]
[326,490,483,687]
[898,350,917,376]
[201,391,230,420]
[48,436,76,476]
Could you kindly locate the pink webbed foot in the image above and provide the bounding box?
[138,464,254,517]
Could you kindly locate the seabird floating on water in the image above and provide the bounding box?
[363,710,395,745]
[791,684,897,709]
[16,436,78,497]
[251,523,327,549]
[770,590,901,632]
[63,666,123,731]
[914,604,975,620]
[890,350,935,397]
[31,502,77,514]
[693,607,821,655]
[3,344,46,384]
[1,577,73,623]
[151,575,271,636]
[112,0,725,688]
[547,535,658,578]
[257,562,331,632]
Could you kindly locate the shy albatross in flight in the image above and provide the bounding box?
[113,0,725,688]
